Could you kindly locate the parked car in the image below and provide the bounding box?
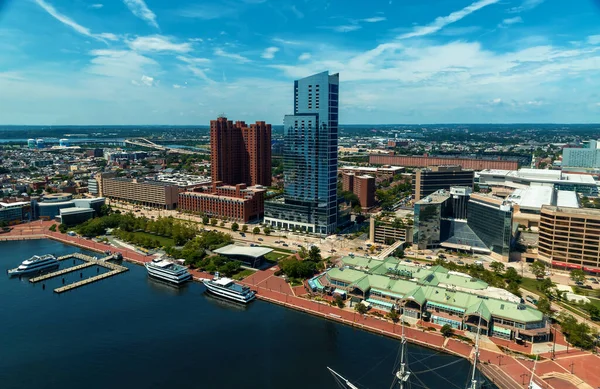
[258,238,264,241]
[457,261,465,265]
[282,243,289,247]
[426,256,432,259]
[358,246,363,250]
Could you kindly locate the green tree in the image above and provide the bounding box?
[490,262,505,274]
[536,297,552,316]
[219,221,225,227]
[241,224,248,233]
[297,246,309,259]
[504,267,522,283]
[48,224,57,232]
[202,215,209,225]
[308,246,322,262]
[231,222,239,232]
[263,226,271,236]
[252,227,260,235]
[388,308,400,323]
[210,218,218,226]
[530,260,546,279]
[355,302,368,314]
[333,296,345,309]
[539,277,556,296]
[441,324,454,337]
[58,223,67,233]
[570,269,586,284]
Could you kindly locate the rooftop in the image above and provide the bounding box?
[59,207,94,215]
[213,244,273,258]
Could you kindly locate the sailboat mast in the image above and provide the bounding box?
[396,311,411,388]
[327,367,361,389]
[468,315,483,389]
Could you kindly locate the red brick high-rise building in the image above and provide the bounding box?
[210,117,271,187]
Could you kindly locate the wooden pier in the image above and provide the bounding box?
[24,252,128,293]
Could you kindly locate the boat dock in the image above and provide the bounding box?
[28,253,128,293]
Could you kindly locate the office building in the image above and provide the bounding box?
[27,139,36,149]
[342,173,376,209]
[101,177,179,209]
[312,256,549,342]
[0,201,31,224]
[178,182,265,223]
[506,186,579,228]
[264,71,339,235]
[467,194,513,260]
[340,165,404,178]
[562,140,600,172]
[370,155,518,170]
[413,165,474,201]
[538,206,600,273]
[32,193,105,220]
[369,216,413,245]
[478,168,597,196]
[413,189,514,261]
[36,139,45,149]
[210,117,271,187]
[59,207,95,226]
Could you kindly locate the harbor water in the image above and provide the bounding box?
[0,240,497,389]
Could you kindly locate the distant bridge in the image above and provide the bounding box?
[124,138,203,155]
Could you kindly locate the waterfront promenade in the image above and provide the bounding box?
[3,221,599,389]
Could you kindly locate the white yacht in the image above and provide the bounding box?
[145,258,192,285]
[8,254,58,277]
[202,273,256,303]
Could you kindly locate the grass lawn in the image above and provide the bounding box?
[588,297,600,310]
[263,246,295,254]
[520,277,540,294]
[265,252,288,262]
[232,269,255,281]
[127,231,175,247]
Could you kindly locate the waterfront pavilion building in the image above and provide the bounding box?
[312,256,549,343]
[264,71,340,235]
[213,244,273,268]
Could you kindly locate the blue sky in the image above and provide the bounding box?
[0,0,599,125]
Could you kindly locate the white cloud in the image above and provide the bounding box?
[508,0,545,13]
[123,0,159,28]
[176,56,211,64]
[89,3,103,9]
[332,25,362,33]
[98,33,119,41]
[214,48,251,63]
[588,35,600,45]
[290,5,304,19]
[499,16,523,28]
[272,38,304,46]
[298,53,311,61]
[131,75,155,87]
[128,35,192,53]
[261,47,279,59]
[33,0,115,42]
[362,17,386,23]
[173,84,186,89]
[398,0,501,39]
[177,4,238,19]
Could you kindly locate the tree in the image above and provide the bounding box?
[530,260,546,279]
[504,267,522,283]
[202,216,209,225]
[333,296,345,309]
[539,277,556,296]
[241,224,248,233]
[536,297,552,316]
[352,205,362,214]
[570,269,586,284]
[308,246,322,262]
[388,308,400,323]
[58,223,67,233]
[231,222,239,232]
[298,246,309,259]
[48,224,57,232]
[393,248,405,259]
[355,302,368,314]
[219,221,225,227]
[441,324,454,337]
[210,218,218,226]
[490,262,505,274]
[263,226,271,236]
[252,227,260,235]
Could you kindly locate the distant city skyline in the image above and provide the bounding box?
[1,0,600,124]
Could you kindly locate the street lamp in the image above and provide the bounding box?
[496,355,504,366]
[520,373,529,385]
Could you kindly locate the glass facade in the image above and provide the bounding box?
[271,71,339,235]
[467,200,512,257]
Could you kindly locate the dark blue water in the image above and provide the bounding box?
[0,240,496,389]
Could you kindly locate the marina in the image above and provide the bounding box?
[11,252,128,294]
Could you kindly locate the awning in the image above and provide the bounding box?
[372,289,404,299]
[584,267,600,274]
[366,298,394,309]
[333,288,346,296]
[492,326,512,335]
[427,301,465,313]
[552,261,582,270]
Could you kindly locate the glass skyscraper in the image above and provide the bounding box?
[264,71,339,235]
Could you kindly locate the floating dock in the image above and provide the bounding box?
[26,252,128,294]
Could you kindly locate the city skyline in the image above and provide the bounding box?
[0,0,599,125]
